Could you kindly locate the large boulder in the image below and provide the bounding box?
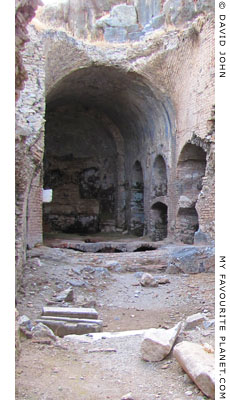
[166,246,215,274]
[96,4,137,28]
[173,341,215,399]
[141,321,182,361]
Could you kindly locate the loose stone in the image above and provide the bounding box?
[141,321,182,361]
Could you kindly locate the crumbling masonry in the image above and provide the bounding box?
[15,0,215,293]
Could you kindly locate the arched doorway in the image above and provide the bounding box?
[177,206,199,244]
[151,202,167,241]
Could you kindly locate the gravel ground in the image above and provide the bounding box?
[16,244,215,400]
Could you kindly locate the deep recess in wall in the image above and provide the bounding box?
[151,202,168,241]
[43,65,174,237]
[176,143,207,244]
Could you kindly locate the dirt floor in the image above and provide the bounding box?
[16,238,215,400]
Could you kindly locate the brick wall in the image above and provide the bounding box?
[42,15,214,242]
[15,24,45,290]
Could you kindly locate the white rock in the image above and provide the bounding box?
[121,393,135,400]
[140,272,158,287]
[173,341,215,399]
[141,321,182,361]
[184,313,206,330]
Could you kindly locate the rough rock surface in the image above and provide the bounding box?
[141,321,182,361]
[15,0,43,100]
[166,246,215,274]
[163,0,214,26]
[19,315,32,331]
[140,272,158,287]
[96,4,137,28]
[173,341,215,399]
[36,0,214,42]
[32,322,57,341]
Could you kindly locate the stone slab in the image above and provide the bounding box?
[141,322,182,361]
[38,316,103,325]
[37,319,102,337]
[42,306,98,319]
[173,341,215,399]
[184,313,206,330]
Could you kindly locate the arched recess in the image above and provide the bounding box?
[44,65,174,237]
[177,143,206,200]
[130,161,144,236]
[151,202,168,241]
[176,143,206,243]
[153,155,167,198]
[176,206,199,244]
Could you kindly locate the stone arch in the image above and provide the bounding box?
[130,161,144,236]
[150,202,168,241]
[44,65,174,237]
[152,154,167,198]
[176,206,199,244]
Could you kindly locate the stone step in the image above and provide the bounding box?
[42,306,98,320]
[38,315,103,325]
[36,319,102,337]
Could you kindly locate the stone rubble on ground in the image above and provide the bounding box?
[55,287,74,302]
[31,322,57,341]
[203,319,215,330]
[141,321,182,361]
[155,276,170,284]
[173,341,215,399]
[19,315,32,331]
[184,313,206,330]
[140,272,158,287]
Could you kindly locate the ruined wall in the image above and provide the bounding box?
[15,0,43,100]
[40,11,214,242]
[169,17,215,242]
[15,1,215,270]
[36,0,214,42]
[15,23,45,290]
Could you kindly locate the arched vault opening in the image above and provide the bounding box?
[43,66,174,236]
[176,143,207,244]
[151,202,168,241]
